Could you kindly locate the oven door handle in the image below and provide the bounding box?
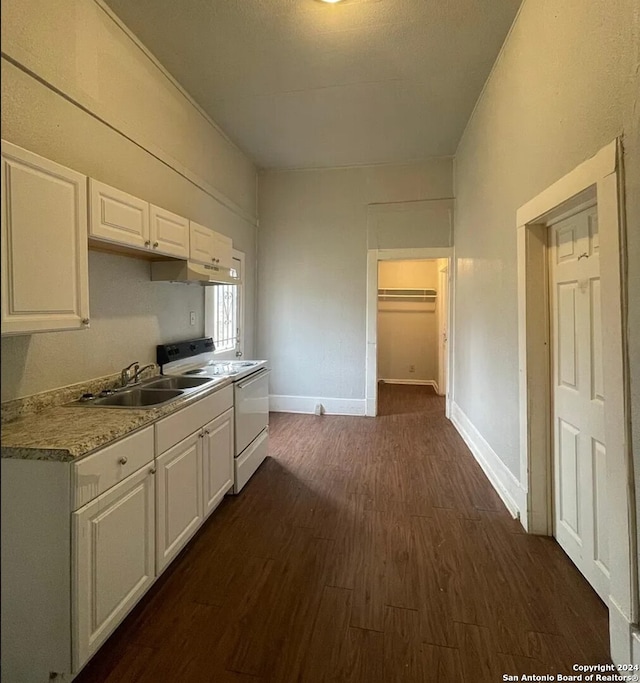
[236,369,270,390]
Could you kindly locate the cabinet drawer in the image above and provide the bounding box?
[155,385,233,456]
[72,427,154,510]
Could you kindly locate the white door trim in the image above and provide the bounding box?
[516,139,636,665]
[365,247,453,417]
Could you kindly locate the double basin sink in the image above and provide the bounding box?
[71,375,222,409]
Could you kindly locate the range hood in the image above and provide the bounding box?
[151,260,241,286]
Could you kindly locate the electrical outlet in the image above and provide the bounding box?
[190,311,196,326]
[409,365,416,373]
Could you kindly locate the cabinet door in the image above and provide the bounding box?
[72,466,155,672]
[155,431,203,573]
[212,231,233,270]
[150,204,189,259]
[202,408,234,519]
[89,179,150,250]
[190,220,214,265]
[1,141,89,335]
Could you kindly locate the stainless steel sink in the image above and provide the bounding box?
[89,388,182,408]
[68,374,220,409]
[144,376,213,390]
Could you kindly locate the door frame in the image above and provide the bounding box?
[437,264,449,398]
[516,139,636,664]
[365,247,453,417]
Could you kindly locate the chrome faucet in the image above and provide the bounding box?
[120,362,156,387]
[120,361,140,387]
[130,363,156,384]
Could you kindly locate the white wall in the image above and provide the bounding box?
[0,0,258,401]
[3,251,201,401]
[257,159,452,410]
[453,0,639,539]
[377,260,439,383]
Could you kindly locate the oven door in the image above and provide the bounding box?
[234,369,270,454]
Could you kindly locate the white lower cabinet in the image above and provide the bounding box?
[155,431,203,573]
[72,465,155,671]
[155,404,235,571]
[203,407,234,518]
[1,388,234,682]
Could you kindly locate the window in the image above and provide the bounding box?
[211,281,237,352]
[205,253,244,358]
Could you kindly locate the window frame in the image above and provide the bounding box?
[204,249,244,360]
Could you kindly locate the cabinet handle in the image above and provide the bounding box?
[81,318,90,326]
[149,467,156,475]
[144,240,151,247]
[153,241,159,248]
[204,429,210,435]
[119,456,128,465]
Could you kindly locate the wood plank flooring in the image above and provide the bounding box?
[74,384,610,682]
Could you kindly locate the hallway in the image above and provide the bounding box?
[75,384,610,682]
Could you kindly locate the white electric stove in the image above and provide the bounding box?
[157,338,270,493]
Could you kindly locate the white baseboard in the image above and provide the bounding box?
[450,402,527,521]
[269,395,366,416]
[379,379,439,391]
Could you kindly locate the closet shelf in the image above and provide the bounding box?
[377,288,437,303]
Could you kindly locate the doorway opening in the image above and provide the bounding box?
[365,247,453,418]
[376,258,448,417]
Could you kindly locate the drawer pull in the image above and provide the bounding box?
[118,456,128,465]
[149,467,157,475]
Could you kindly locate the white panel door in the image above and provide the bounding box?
[202,408,234,518]
[72,466,155,671]
[1,141,90,335]
[550,205,609,601]
[150,204,189,259]
[89,179,150,250]
[155,431,203,573]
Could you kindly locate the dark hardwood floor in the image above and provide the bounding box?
[75,383,610,682]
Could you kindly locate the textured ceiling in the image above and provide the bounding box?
[104,0,522,169]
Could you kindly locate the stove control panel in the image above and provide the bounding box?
[156,337,215,368]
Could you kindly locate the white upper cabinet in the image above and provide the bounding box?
[89,179,150,250]
[90,180,189,259]
[213,231,233,270]
[150,204,189,259]
[1,140,90,336]
[189,220,215,265]
[190,220,233,269]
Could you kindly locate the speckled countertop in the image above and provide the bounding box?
[1,376,233,463]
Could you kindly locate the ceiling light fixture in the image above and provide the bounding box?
[318,0,344,4]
